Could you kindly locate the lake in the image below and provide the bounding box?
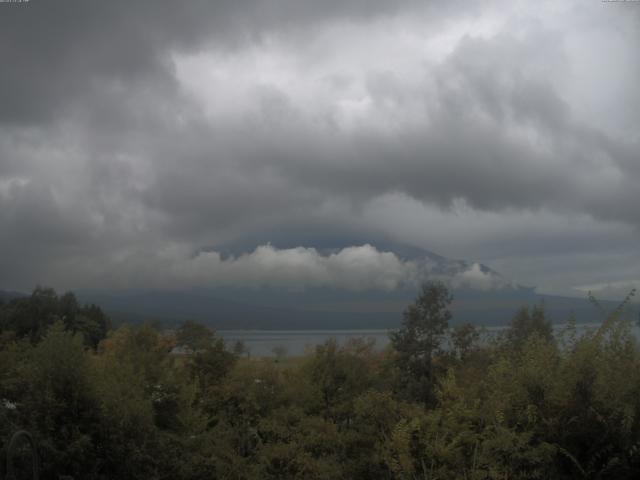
[219,322,638,357]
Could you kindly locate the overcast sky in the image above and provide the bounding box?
[0,0,638,298]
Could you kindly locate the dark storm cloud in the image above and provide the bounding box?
[214,31,639,224]
[0,0,638,294]
[0,0,441,124]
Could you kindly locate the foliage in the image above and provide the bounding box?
[1,286,640,479]
[450,322,481,360]
[389,281,452,404]
[503,304,554,352]
[175,320,214,353]
[0,287,109,347]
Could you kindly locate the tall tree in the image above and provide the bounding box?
[504,304,553,351]
[176,320,214,353]
[390,281,452,404]
[450,322,480,361]
[0,288,109,347]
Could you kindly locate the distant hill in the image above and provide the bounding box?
[0,290,26,303]
[76,244,635,330]
[82,288,630,330]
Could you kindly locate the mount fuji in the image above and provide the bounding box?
[74,243,617,330]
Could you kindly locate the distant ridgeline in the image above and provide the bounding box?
[0,289,24,303]
[8,242,635,330]
[75,286,633,330]
[2,283,633,332]
[70,243,636,329]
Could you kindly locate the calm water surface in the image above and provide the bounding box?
[219,322,639,357]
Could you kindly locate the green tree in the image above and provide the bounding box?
[176,319,214,353]
[0,288,109,348]
[304,338,378,422]
[504,304,553,351]
[0,287,59,343]
[450,322,480,361]
[390,281,452,404]
[21,322,102,479]
[73,303,110,349]
[188,336,237,392]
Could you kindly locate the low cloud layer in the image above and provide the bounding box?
[150,244,416,291]
[0,1,638,296]
[574,281,639,302]
[30,243,509,293]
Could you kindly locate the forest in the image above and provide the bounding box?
[1,284,640,479]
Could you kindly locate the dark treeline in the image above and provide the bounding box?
[1,284,640,479]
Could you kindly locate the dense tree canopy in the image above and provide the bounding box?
[1,286,640,479]
[0,287,110,347]
[504,304,553,351]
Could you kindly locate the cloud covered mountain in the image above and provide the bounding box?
[1,1,638,299]
[86,242,521,293]
[75,243,587,330]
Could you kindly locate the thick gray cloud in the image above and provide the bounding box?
[0,0,638,298]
